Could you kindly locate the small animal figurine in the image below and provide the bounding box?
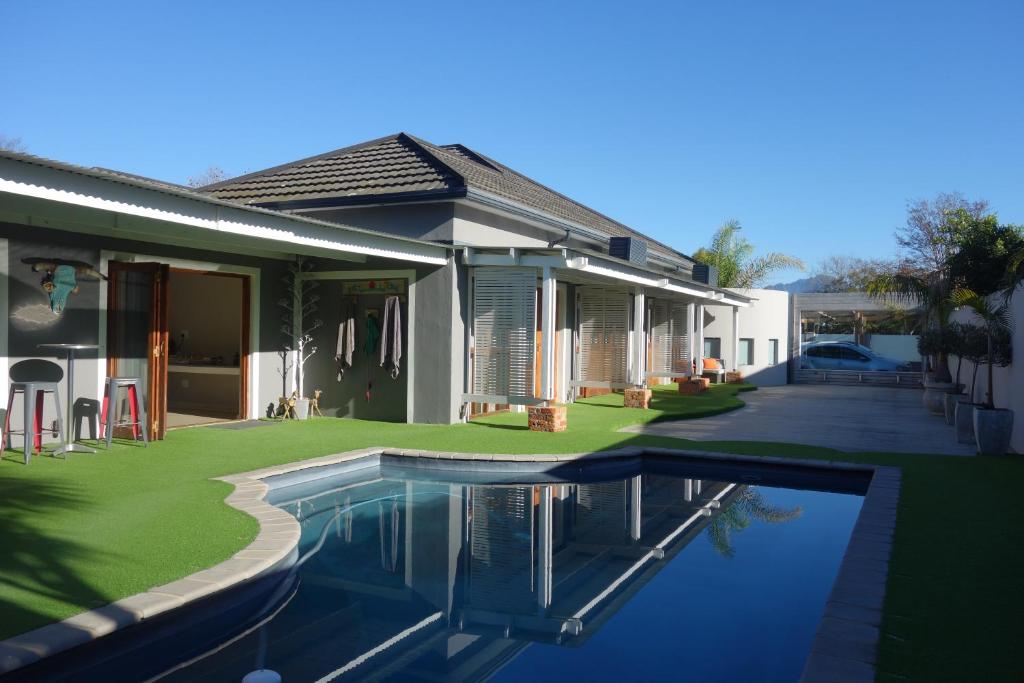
[311,389,324,417]
[278,392,298,419]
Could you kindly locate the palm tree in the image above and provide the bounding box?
[950,288,1012,409]
[693,220,805,289]
[706,487,803,558]
[867,268,952,381]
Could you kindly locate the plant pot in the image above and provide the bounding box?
[955,402,982,444]
[923,381,958,415]
[293,397,311,420]
[943,393,972,426]
[974,407,1014,455]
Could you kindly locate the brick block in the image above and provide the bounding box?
[677,380,707,395]
[624,388,653,409]
[726,371,744,384]
[528,405,568,432]
[579,387,612,399]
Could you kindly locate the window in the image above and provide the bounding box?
[704,337,721,359]
[841,347,869,363]
[769,339,779,365]
[739,338,754,365]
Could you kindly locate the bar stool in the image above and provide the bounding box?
[2,381,66,464]
[100,377,149,448]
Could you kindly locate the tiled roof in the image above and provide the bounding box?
[203,133,690,262]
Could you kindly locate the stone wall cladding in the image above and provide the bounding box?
[624,388,653,408]
[528,405,568,432]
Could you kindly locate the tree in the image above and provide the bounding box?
[946,209,1024,297]
[693,220,805,288]
[706,487,803,558]
[897,192,988,273]
[0,134,27,153]
[814,255,897,292]
[951,288,1012,409]
[186,165,229,188]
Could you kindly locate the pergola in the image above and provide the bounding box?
[462,247,751,410]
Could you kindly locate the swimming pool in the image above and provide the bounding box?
[158,455,867,682]
[4,449,891,682]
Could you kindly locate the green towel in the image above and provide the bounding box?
[49,265,78,312]
[363,315,380,355]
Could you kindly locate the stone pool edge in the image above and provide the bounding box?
[0,446,899,681]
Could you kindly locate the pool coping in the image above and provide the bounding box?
[0,446,900,682]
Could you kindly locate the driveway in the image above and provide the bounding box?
[624,384,975,456]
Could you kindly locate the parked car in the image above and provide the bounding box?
[800,341,911,371]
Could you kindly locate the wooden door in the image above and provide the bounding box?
[107,262,170,440]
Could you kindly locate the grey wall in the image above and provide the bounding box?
[302,203,455,243]
[303,281,408,422]
[406,258,465,424]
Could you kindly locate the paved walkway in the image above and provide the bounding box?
[624,384,975,456]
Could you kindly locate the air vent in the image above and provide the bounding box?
[609,237,647,265]
[692,263,718,287]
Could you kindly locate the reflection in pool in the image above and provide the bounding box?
[162,459,864,682]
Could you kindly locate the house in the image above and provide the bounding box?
[0,133,752,442]
[203,133,752,420]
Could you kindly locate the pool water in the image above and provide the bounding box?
[150,457,864,683]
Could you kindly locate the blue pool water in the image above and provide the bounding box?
[147,457,865,683]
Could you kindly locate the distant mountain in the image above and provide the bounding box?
[765,275,832,293]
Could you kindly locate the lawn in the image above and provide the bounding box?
[1,382,1022,682]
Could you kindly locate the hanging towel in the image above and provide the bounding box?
[49,265,78,312]
[380,295,402,378]
[335,301,356,380]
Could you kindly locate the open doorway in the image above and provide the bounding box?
[165,270,248,428]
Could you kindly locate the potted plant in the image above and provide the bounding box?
[917,326,959,414]
[951,289,1013,454]
[953,325,988,443]
[943,322,976,424]
[278,257,323,420]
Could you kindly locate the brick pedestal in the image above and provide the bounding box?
[579,387,612,399]
[529,405,568,432]
[726,371,744,384]
[624,388,653,409]
[678,378,709,395]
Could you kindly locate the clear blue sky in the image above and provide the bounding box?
[3,0,1021,283]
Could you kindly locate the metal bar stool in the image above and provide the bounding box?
[1,381,66,464]
[100,377,149,448]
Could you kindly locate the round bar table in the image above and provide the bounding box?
[37,343,99,456]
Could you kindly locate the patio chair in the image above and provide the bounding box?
[701,358,727,384]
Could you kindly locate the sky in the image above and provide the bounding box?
[2,0,1022,284]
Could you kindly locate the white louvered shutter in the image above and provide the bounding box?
[472,268,537,398]
[578,287,629,383]
[650,299,690,375]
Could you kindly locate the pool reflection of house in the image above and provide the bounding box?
[191,470,741,682]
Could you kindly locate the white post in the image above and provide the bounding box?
[539,266,557,401]
[632,288,646,387]
[537,485,553,610]
[629,475,642,540]
[686,303,695,376]
[694,304,705,374]
[732,306,741,371]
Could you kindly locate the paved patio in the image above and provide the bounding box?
[624,384,975,456]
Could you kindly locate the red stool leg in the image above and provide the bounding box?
[100,391,109,439]
[127,385,140,440]
[34,390,44,453]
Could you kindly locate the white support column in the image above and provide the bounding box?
[537,485,553,610]
[632,288,646,387]
[694,304,705,372]
[539,266,557,402]
[732,306,741,371]
[686,303,695,376]
[629,475,642,540]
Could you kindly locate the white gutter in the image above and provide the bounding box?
[0,156,449,266]
[565,257,750,307]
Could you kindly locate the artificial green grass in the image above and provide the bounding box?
[1,382,1022,682]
